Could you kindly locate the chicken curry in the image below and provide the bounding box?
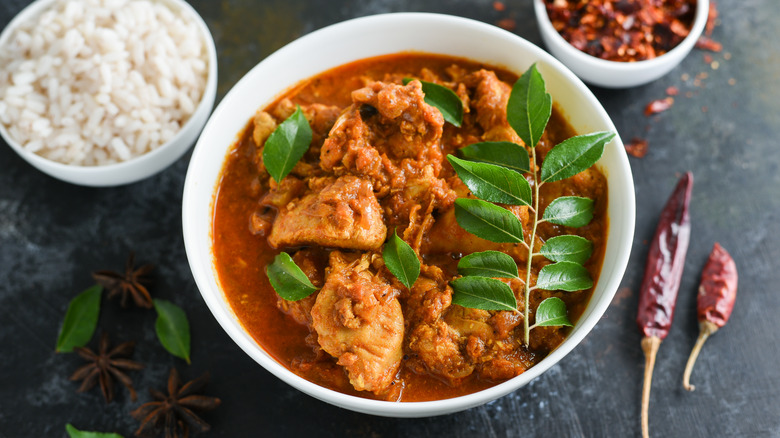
[212,54,608,401]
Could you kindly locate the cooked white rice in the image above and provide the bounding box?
[0,0,208,166]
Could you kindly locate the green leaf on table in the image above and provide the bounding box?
[66,423,124,438]
[55,285,102,353]
[540,235,593,264]
[535,261,593,292]
[540,131,614,183]
[403,78,463,127]
[262,105,313,183]
[507,63,551,148]
[447,155,531,206]
[531,297,573,328]
[153,299,191,364]
[267,252,319,301]
[383,229,421,289]
[451,276,517,312]
[459,141,530,173]
[454,198,524,243]
[457,250,518,279]
[542,196,594,228]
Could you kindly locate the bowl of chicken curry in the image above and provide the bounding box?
[183,13,635,417]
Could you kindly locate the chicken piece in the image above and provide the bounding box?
[464,69,523,145]
[310,252,404,393]
[320,80,445,188]
[259,176,305,209]
[407,320,475,383]
[268,176,387,250]
[403,267,453,324]
[252,110,277,147]
[271,98,342,151]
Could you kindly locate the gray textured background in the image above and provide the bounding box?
[1,0,778,437]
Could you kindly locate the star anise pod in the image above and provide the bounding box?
[70,332,145,403]
[92,252,154,308]
[131,368,221,438]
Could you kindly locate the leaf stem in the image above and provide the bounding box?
[523,147,542,345]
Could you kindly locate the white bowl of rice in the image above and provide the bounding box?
[0,0,217,186]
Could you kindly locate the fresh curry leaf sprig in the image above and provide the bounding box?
[267,252,318,301]
[65,423,124,438]
[448,63,615,344]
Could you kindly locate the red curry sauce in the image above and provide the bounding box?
[212,54,607,401]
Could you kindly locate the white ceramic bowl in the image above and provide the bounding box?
[183,13,635,417]
[0,0,217,186]
[534,0,709,88]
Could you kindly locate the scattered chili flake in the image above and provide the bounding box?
[728,78,736,86]
[544,0,696,62]
[666,86,679,96]
[625,137,649,158]
[711,61,719,70]
[492,1,505,12]
[681,73,690,81]
[704,1,719,36]
[496,17,516,31]
[685,91,694,98]
[723,52,731,60]
[696,36,723,52]
[644,97,674,116]
[703,54,713,64]
[701,106,708,113]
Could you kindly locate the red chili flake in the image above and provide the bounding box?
[492,1,505,12]
[625,137,649,158]
[705,1,719,37]
[544,0,696,62]
[703,54,713,64]
[701,106,708,113]
[496,18,516,31]
[696,36,723,52]
[666,86,679,96]
[644,97,674,116]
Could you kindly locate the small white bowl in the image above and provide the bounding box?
[534,0,709,88]
[183,13,635,417]
[0,0,217,186]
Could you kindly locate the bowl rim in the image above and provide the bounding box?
[183,11,635,417]
[533,0,710,71]
[0,0,218,180]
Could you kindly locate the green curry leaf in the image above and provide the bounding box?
[542,196,594,228]
[262,105,313,184]
[459,141,530,173]
[267,252,318,301]
[540,131,614,183]
[540,235,593,264]
[403,78,463,127]
[451,276,517,312]
[383,229,421,289]
[65,424,124,438]
[535,261,593,292]
[454,198,524,243]
[153,299,191,364]
[55,285,102,353]
[507,63,551,148]
[447,155,531,206]
[457,251,519,279]
[531,297,573,328]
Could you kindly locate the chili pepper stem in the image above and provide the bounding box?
[641,336,661,438]
[682,320,719,392]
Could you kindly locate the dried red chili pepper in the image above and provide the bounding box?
[644,97,674,116]
[682,242,737,391]
[636,172,693,438]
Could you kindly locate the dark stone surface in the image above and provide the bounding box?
[1,0,778,436]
